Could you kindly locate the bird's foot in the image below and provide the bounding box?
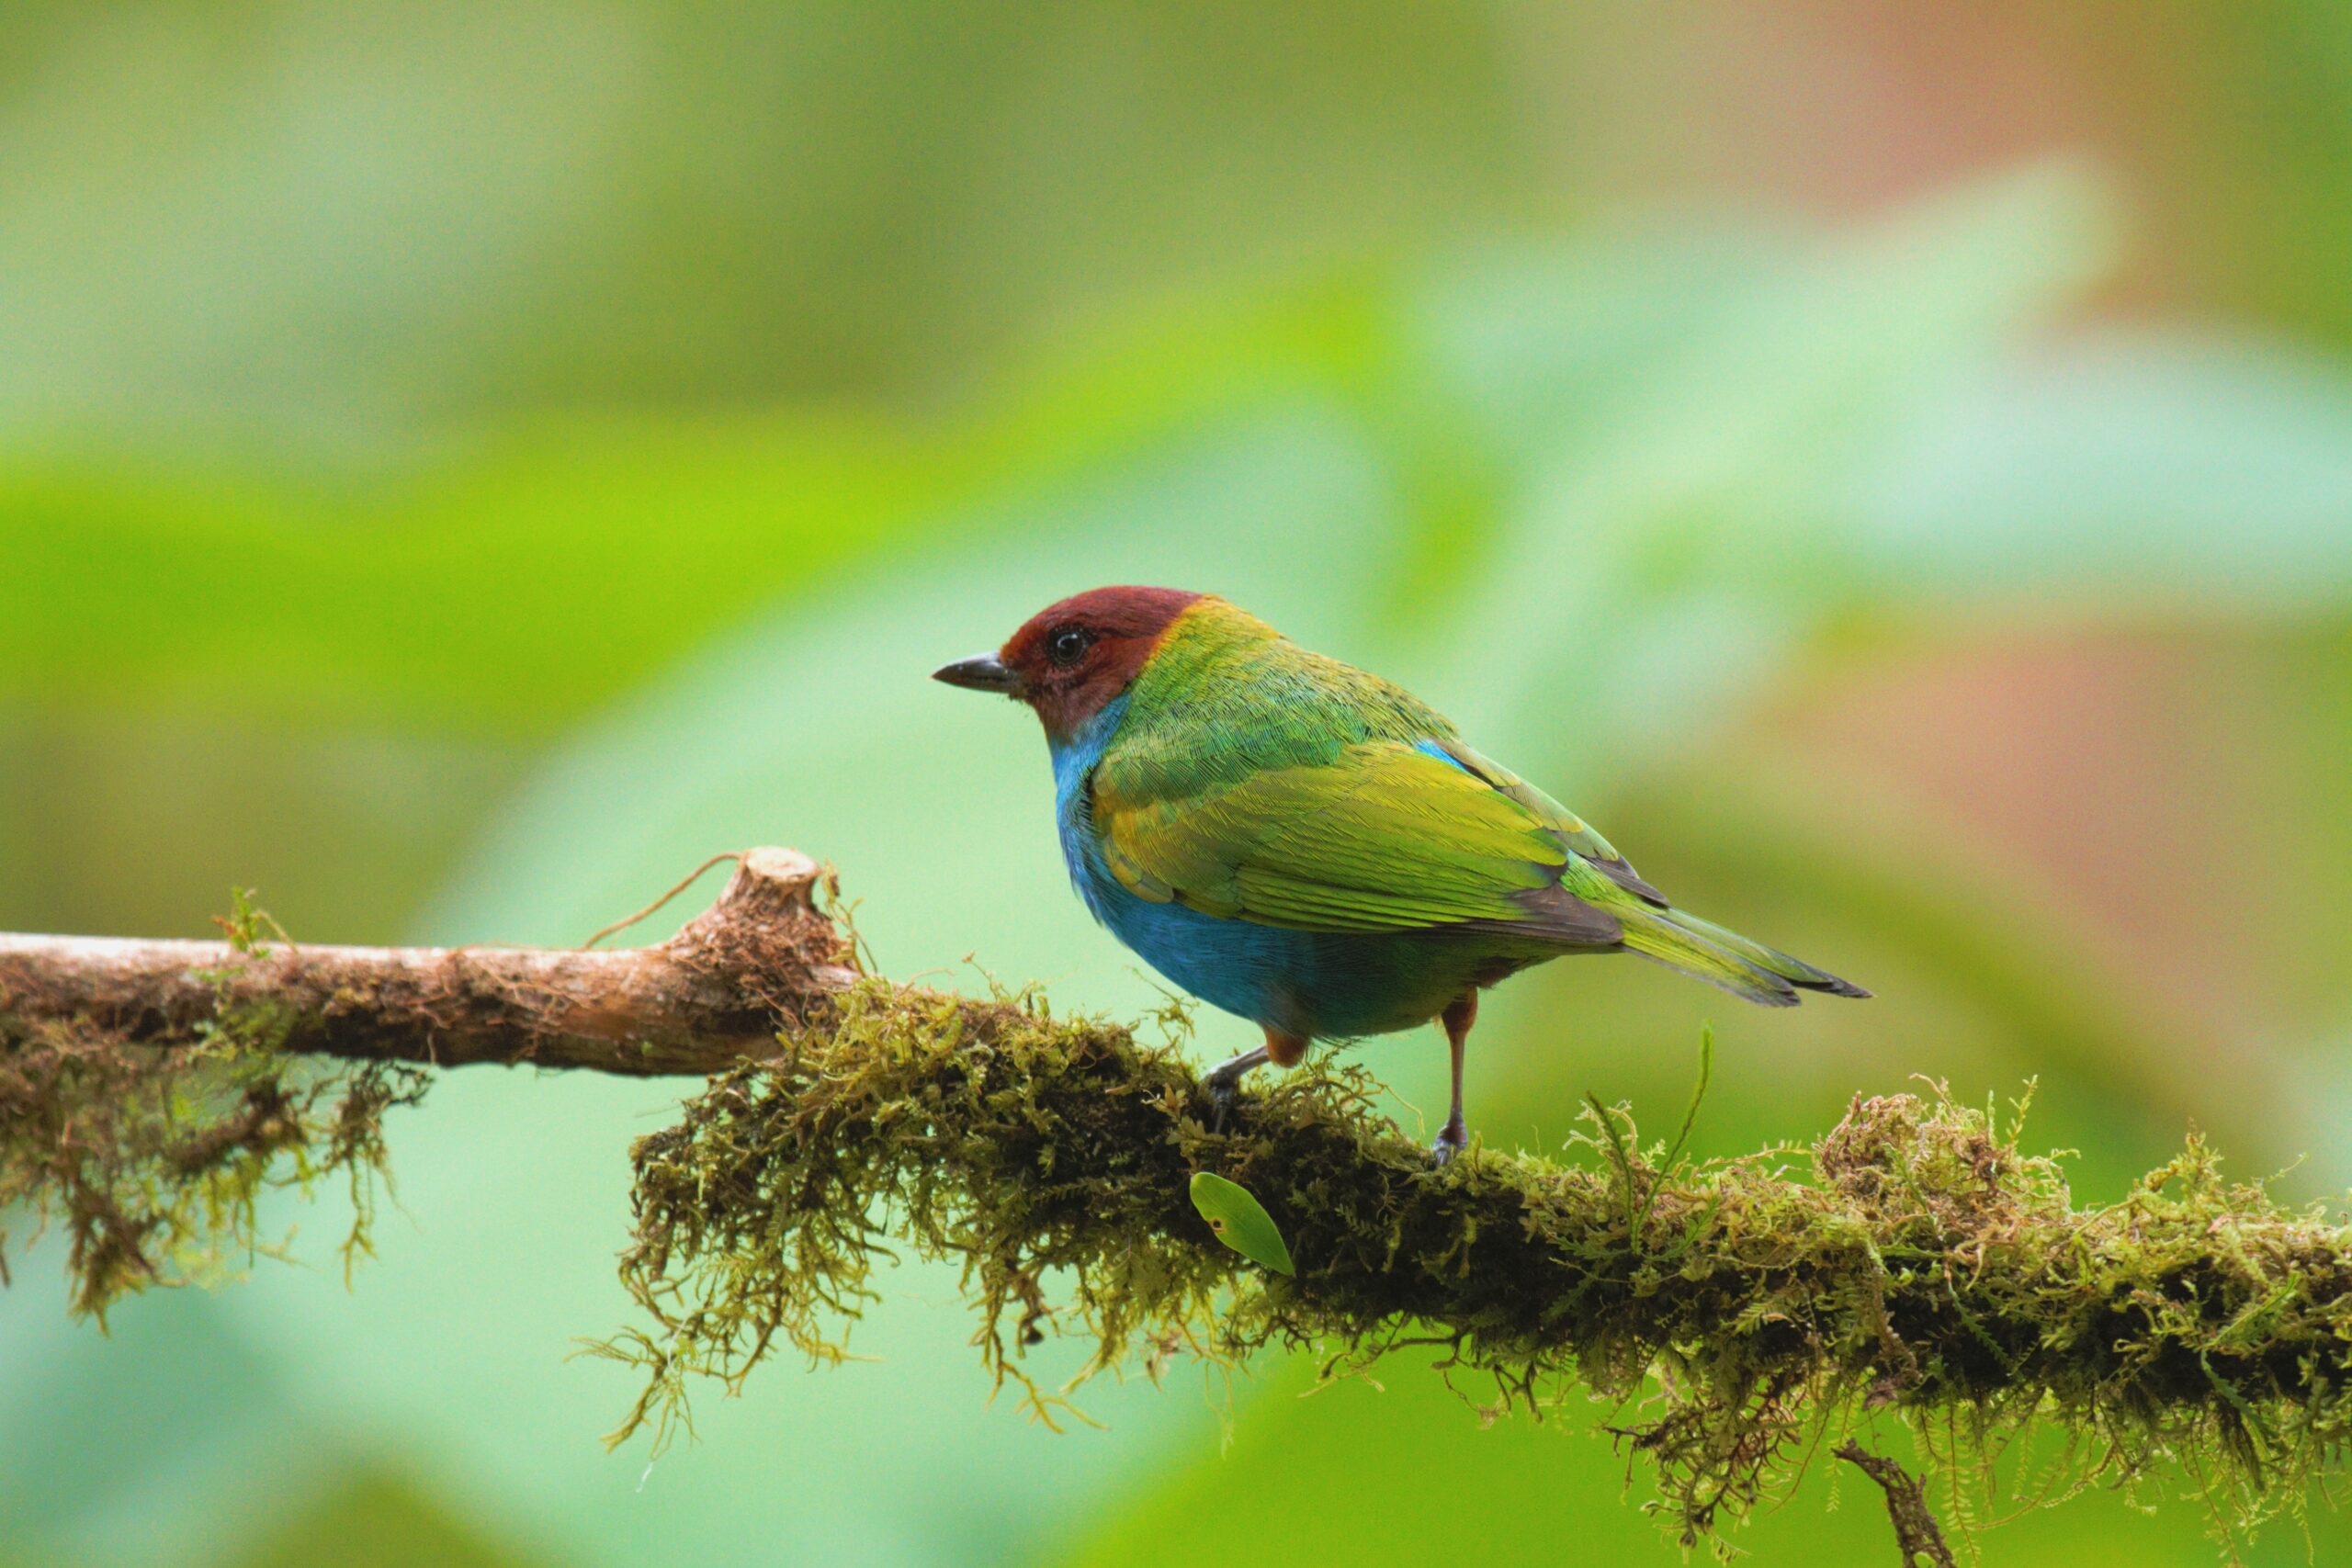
[1207,1074,1240,1134]
[1429,1121,1468,1168]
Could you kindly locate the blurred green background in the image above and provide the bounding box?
[5,5,2352,1564]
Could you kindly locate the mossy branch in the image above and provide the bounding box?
[607,979,2352,1557]
[0,848,855,1316]
[6,850,2352,1561]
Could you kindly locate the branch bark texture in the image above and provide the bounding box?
[0,848,856,1076]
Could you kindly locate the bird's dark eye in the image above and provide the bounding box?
[1046,626,1094,668]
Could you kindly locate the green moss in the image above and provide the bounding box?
[602,980,2352,1556]
[0,894,425,1320]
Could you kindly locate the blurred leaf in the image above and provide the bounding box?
[1851,328,2352,608]
[234,1466,550,1568]
[0,419,933,731]
[0,4,1529,436]
[0,275,1411,734]
[1422,159,2128,776]
[0,1282,342,1568]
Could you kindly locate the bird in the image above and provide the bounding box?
[933,586,1866,1165]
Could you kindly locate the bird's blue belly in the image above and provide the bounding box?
[1079,869,1499,1038]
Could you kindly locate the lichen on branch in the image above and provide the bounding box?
[601,976,2352,1556]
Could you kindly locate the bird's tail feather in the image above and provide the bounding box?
[1615,905,1871,1007]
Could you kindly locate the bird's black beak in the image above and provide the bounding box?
[932,651,1024,696]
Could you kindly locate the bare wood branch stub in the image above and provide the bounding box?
[0,848,858,1077]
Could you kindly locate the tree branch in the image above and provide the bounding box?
[6,848,2350,1561]
[1836,1441,1958,1568]
[0,848,858,1077]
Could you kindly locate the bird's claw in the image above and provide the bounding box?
[1429,1123,1467,1168]
[1202,1046,1271,1134]
[1206,1073,1240,1134]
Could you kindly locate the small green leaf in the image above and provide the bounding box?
[1188,1172,1295,1276]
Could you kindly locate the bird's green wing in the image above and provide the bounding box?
[1093,739,1623,941]
[1436,740,1669,907]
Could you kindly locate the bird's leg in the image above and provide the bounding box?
[1204,1028,1305,1132]
[1431,991,1476,1167]
[1204,1045,1267,1131]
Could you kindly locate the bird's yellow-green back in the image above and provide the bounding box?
[1102,598,1458,795]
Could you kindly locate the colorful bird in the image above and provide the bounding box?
[934,587,1866,1164]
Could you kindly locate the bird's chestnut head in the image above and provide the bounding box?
[933,585,1204,739]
